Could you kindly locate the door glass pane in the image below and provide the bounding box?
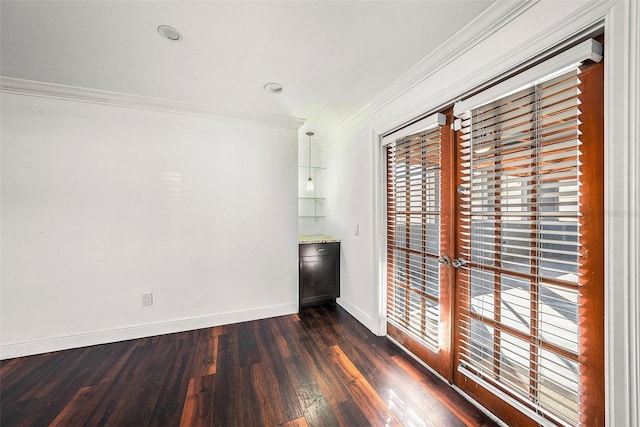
[386,126,442,350]
[457,69,585,426]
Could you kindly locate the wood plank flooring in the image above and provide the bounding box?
[0,304,499,426]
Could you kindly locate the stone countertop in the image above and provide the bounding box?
[299,234,341,244]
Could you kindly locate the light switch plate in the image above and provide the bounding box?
[142,293,153,307]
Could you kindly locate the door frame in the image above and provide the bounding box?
[379,110,456,380]
[371,5,638,426]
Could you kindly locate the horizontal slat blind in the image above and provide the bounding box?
[457,69,584,426]
[386,127,442,350]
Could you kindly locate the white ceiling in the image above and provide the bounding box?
[1,1,496,137]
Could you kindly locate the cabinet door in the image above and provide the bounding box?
[300,256,338,303]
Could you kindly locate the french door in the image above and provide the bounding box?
[385,40,604,426]
[385,110,455,379]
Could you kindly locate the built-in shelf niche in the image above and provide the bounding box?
[299,137,325,234]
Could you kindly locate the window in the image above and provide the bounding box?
[386,125,443,350]
[453,43,604,426]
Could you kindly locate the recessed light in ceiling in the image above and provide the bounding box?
[264,82,284,94]
[157,25,182,42]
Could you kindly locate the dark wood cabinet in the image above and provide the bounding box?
[299,242,340,308]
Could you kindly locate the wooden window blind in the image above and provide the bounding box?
[455,60,604,426]
[386,125,443,350]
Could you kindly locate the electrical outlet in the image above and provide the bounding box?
[142,293,153,307]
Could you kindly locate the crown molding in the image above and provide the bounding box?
[393,0,610,137]
[326,0,538,139]
[329,0,616,142]
[0,76,306,130]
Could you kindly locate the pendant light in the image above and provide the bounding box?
[306,131,315,191]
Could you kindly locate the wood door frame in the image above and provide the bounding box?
[450,60,605,426]
[381,108,456,381]
[377,60,605,425]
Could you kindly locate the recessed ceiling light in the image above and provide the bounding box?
[157,25,182,42]
[264,82,284,93]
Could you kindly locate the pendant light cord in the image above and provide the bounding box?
[307,132,314,181]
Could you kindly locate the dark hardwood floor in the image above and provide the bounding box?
[0,305,498,426]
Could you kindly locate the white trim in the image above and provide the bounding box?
[453,38,603,117]
[336,298,375,333]
[381,112,445,146]
[0,76,306,130]
[373,128,388,337]
[0,302,298,360]
[605,1,640,426]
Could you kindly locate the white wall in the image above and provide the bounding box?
[325,1,638,426]
[0,93,299,358]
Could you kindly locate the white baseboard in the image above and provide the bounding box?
[0,302,298,360]
[336,297,376,333]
